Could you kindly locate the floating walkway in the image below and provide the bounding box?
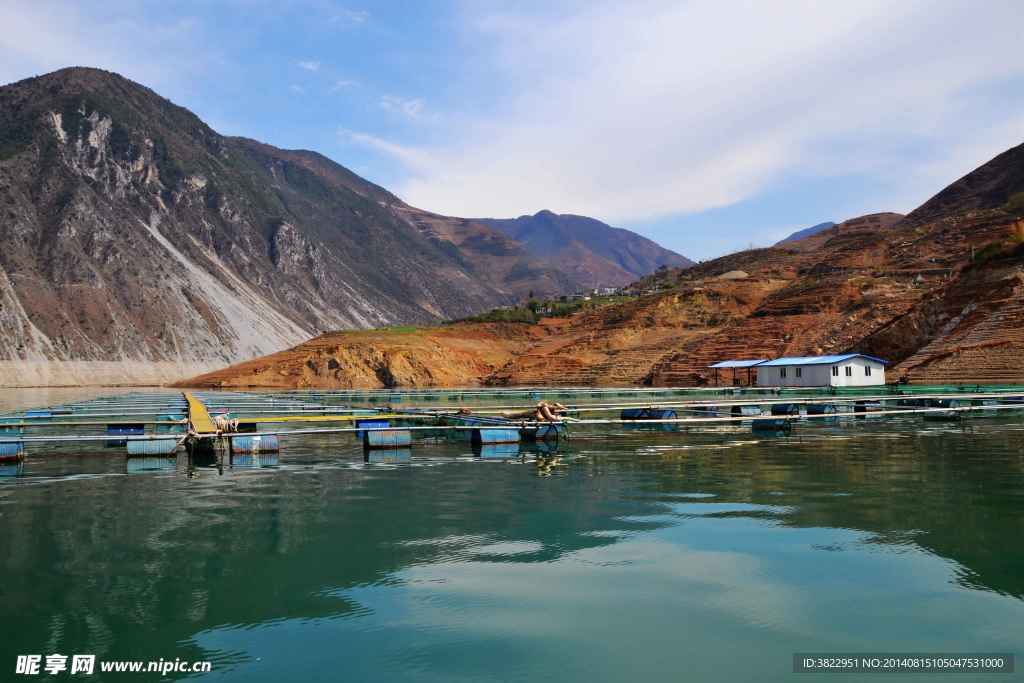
[1,386,1022,469]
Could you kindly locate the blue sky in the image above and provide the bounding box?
[2,1,1023,260]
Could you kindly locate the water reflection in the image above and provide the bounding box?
[0,417,1021,681]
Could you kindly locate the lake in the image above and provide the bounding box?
[1,391,1022,681]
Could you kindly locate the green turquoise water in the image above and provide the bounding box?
[1,405,1023,681]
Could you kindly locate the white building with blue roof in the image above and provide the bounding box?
[753,353,888,387]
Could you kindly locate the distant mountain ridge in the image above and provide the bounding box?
[0,67,676,386]
[477,210,693,288]
[775,221,836,245]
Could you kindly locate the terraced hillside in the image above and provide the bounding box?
[184,142,1024,389]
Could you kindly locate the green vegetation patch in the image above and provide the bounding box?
[1004,191,1024,217]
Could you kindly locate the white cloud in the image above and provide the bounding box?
[331,8,368,24]
[289,84,306,95]
[339,128,433,169]
[297,60,320,72]
[331,78,357,91]
[379,95,425,120]
[352,1,1024,222]
[0,1,212,93]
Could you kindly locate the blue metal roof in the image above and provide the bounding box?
[755,353,889,367]
[708,359,768,369]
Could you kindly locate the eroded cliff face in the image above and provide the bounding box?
[0,68,694,386]
[0,68,578,386]
[178,324,545,389]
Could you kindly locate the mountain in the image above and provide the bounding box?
[775,221,835,245]
[477,210,693,289]
[0,67,598,386]
[187,141,1024,388]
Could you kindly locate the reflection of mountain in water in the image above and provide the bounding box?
[0,421,1022,669]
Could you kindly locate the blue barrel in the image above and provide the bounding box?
[472,428,520,445]
[0,441,25,461]
[476,443,521,459]
[770,403,800,416]
[25,410,51,418]
[365,449,412,464]
[807,403,838,415]
[230,434,280,453]
[355,419,389,439]
[127,438,179,456]
[731,405,762,417]
[364,429,412,449]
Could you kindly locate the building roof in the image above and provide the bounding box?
[708,359,768,369]
[755,353,889,367]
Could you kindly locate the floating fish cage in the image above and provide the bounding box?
[5,386,1024,469]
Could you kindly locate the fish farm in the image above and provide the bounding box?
[3,385,1024,470]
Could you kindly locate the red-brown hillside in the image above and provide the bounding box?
[182,142,1024,388]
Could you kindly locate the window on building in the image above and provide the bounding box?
[865,365,872,376]
[795,367,802,378]
[845,366,853,377]
[832,366,839,377]
[780,367,787,378]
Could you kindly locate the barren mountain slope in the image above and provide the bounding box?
[184,136,1024,389]
[0,68,613,385]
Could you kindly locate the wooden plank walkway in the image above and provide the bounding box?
[183,392,217,434]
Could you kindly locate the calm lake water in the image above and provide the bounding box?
[1,391,1023,681]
